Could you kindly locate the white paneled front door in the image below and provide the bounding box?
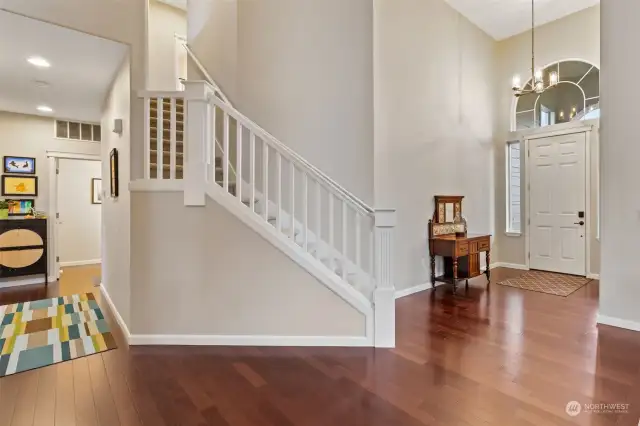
[529,132,586,275]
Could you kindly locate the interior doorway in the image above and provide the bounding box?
[47,152,102,280]
[526,129,589,276]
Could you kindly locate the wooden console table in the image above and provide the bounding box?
[429,233,491,292]
[427,195,490,293]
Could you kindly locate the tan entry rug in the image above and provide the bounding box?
[0,293,116,377]
[497,270,592,297]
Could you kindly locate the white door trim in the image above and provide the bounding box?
[47,152,101,279]
[524,127,592,275]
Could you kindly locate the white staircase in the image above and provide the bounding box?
[137,48,396,347]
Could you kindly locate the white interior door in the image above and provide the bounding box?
[58,158,102,267]
[529,132,587,275]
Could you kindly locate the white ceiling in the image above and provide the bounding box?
[445,0,600,40]
[0,10,128,122]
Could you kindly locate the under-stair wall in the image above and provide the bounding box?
[129,190,368,345]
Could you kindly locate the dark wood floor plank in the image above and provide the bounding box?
[54,362,76,426]
[1,267,640,426]
[100,350,143,426]
[9,370,39,426]
[86,355,121,426]
[72,357,99,426]
[32,366,57,426]
[0,374,23,426]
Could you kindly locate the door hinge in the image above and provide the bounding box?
[528,252,530,259]
[56,168,59,175]
[528,218,530,225]
[56,256,59,262]
[56,212,60,219]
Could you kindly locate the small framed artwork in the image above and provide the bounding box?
[91,178,102,204]
[110,148,119,198]
[4,156,36,174]
[7,199,35,216]
[2,175,38,196]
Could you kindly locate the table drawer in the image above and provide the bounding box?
[478,239,490,251]
[456,242,469,256]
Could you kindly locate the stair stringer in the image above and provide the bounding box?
[205,181,375,342]
[236,179,376,300]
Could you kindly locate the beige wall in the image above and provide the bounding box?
[494,5,600,273]
[130,191,366,337]
[101,56,132,326]
[0,111,100,214]
[189,0,375,205]
[374,0,496,291]
[599,1,640,326]
[148,0,186,90]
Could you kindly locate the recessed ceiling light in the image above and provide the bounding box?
[37,105,53,113]
[27,57,51,68]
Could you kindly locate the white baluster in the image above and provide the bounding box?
[223,113,230,192]
[276,153,282,232]
[144,98,150,179]
[303,173,308,251]
[262,140,269,221]
[315,182,321,259]
[329,193,334,269]
[250,132,256,212]
[236,121,242,200]
[170,98,177,180]
[374,209,397,348]
[355,212,361,270]
[290,162,295,240]
[211,104,217,182]
[341,201,347,280]
[157,97,164,179]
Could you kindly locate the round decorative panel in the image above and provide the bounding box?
[0,229,44,268]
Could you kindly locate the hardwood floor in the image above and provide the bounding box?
[0,266,639,426]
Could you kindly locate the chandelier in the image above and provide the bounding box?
[511,0,558,97]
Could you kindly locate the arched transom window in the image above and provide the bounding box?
[514,60,600,130]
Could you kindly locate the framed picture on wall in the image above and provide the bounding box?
[4,156,36,174]
[7,199,35,216]
[91,178,102,204]
[110,148,119,198]
[2,175,38,196]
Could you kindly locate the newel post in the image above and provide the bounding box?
[374,208,397,348]
[183,81,214,206]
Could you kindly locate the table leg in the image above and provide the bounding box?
[430,255,436,288]
[485,250,491,282]
[452,257,458,294]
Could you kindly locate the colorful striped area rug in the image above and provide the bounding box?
[0,293,116,377]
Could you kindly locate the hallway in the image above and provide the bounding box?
[0,267,638,425]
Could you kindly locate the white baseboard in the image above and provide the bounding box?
[587,273,600,280]
[128,334,371,347]
[0,276,57,288]
[99,284,131,344]
[395,282,448,299]
[597,314,640,332]
[491,262,529,270]
[60,259,101,267]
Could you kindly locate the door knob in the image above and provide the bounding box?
[574,221,585,226]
